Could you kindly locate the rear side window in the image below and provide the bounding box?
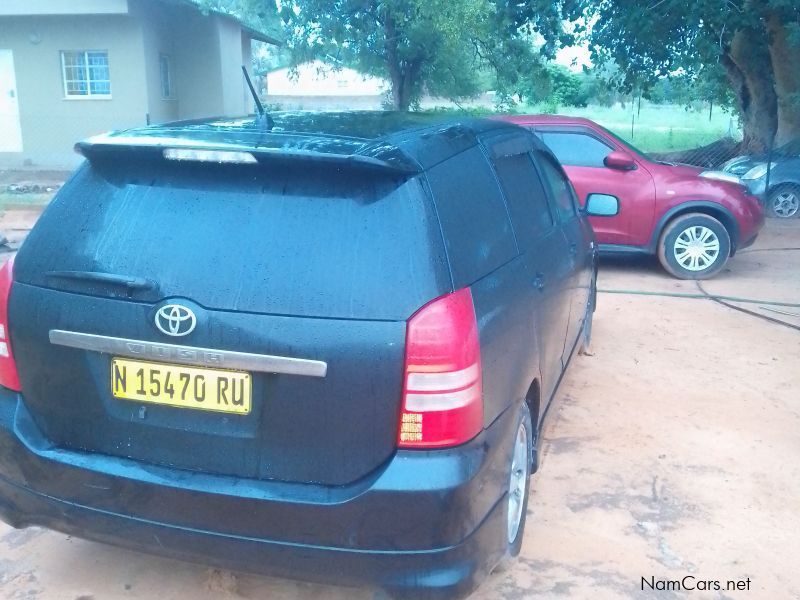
[426,146,517,287]
[539,131,613,167]
[490,152,554,251]
[538,152,579,218]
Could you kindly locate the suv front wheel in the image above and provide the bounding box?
[657,213,731,279]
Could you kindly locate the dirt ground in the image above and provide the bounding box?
[0,213,797,600]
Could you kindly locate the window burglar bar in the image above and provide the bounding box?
[61,51,111,97]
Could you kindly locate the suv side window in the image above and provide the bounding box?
[537,152,579,221]
[427,146,517,287]
[490,150,554,251]
[539,131,613,168]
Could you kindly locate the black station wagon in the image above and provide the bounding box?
[0,112,596,598]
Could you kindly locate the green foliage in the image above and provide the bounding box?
[549,0,800,145]
[193,0,282,41]
[645,67,732,109]
[278,0,551,109]
[509,64,592,109]
[212,0,563,110]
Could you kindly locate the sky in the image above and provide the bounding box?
[555,44,592,72]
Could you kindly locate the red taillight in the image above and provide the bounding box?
[398,288,483,449]
[0,258,20,392]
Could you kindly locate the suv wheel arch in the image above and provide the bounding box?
[650,201,740,256]
[524,379,541,473]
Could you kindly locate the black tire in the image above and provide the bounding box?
[579,268,596,355]
[579,305,593,355]
[657,213,731,280]
[493,402,533,573]
[766,185,800,219]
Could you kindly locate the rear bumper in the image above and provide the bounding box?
[0,391,516,599]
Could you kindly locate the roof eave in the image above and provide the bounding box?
[238,22,282,45]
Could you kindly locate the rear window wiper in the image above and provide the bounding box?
[46,270,155,291]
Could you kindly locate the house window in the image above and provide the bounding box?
[159,54,172,99]
[61,51,111,97]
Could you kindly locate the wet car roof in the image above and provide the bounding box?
[76,111,521,173]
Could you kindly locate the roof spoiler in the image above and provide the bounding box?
[74,139,420,174]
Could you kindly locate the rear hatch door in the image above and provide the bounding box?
[10,151,449,485]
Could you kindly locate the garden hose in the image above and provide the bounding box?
[597,245,800,331]
[596,286,800,332]
[597,288,800,308]
[739,247,800,253]
[694,281,800,332]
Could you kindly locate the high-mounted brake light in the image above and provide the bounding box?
[0,259,21,392]
[163,148,257,164]
[398,288,483,448]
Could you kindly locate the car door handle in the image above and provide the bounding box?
[532,273,545,290]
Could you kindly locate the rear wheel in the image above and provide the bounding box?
[767,185,800,219]
[657,213,731,280]
[493,402,533,573]
[579,269,596,356]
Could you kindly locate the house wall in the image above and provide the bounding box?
[164,12,253,121]
[217,17,247,117]
[241,34,254,114]
[0,13,147,168]
[0,0,129,17]
[0,3,260,169]
[168,9,223,120]
[267,61,389,97]
[130,0,179,124]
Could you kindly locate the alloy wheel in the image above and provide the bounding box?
[507,420,529,544]
[772,191,800,218]
[673,225,720,272]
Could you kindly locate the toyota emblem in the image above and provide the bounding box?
[154,304,197,337]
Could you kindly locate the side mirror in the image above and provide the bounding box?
[604,151,637,171]
[585,193,619,217]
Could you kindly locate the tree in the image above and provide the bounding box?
[208,0,560,111]
[552,0,800,150]
[517,64,590,107]
[279,0,554,111]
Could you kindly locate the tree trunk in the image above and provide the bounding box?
[722,31,777,152]
[387,64,414,112]
[766,12,800,146]
[383,11,411,112]
[388,65,410,111]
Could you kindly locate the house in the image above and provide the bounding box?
[0,0,280,169]
[266,60,389,111]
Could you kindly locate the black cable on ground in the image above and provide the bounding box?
[597,287,800,331]
[598,288,800,308]
[739,246,800,254]
[599,244,800,330]
[694,281,800,332]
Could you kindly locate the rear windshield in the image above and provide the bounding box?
[15,157,449,320]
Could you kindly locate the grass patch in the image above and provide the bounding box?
[554,104,740,153]
[419,102,741,153]
[0,192,53,211]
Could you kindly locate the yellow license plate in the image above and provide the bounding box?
[111,358,251,414]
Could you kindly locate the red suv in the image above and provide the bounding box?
[500,115,765,279]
